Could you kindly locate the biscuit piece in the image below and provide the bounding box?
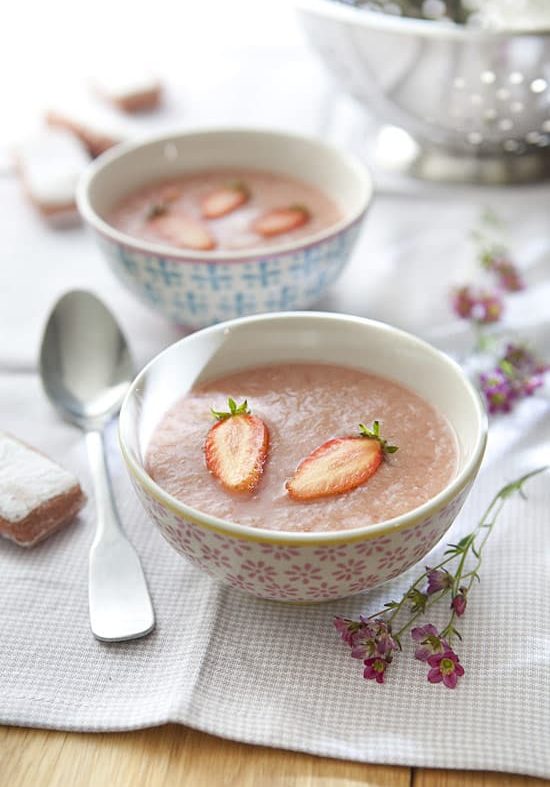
[15,130,90,224]
[93,71,163,113]
[0,433,86,547]
[45,95,131,156]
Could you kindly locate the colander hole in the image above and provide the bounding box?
[496,88,510,101]
[509,72,524,85]
[480,71,496,84]
[467,131,483,145]
[510,101,524,113]
[530,79,548,93]
[498,119,514,131]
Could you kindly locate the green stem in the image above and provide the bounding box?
[439,468,547,640]
[367,554,458,626]
[370,467,548,643]
[395,589,452,639]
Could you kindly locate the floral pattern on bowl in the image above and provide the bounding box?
[131,475,472,602]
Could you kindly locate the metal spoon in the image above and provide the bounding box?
[40,290,155,642]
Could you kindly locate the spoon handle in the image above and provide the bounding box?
[86,430,155,642]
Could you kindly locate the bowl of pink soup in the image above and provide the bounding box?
[119,312,487,602]
[77,128,372,328]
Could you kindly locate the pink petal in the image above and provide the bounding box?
[428,668,443,683]
[455,663,465,677]
[443,671,458,689]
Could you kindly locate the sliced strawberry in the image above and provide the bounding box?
[201,182,250,219]
[149,213,216,250]
[252,205,310,238]
[286,422,397,501]
[205,399,269,493]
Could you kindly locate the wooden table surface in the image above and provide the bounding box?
[1,725,547,787]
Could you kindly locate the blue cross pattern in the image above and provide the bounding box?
[143,258,183,287]
[141,281,163,305]
[265,286,299,311]
[240,260,281,288]
[190,263,232,291]
[304,265,339,301]
[118,247,139,275]
[288,244,327,277]
[216,292,258,317]
[170,290,209,316]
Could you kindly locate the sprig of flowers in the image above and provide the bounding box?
[334,467,547,688]
[480,344,548,414]
[450,209,547,414]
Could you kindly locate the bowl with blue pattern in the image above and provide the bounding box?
[77,128,372,328]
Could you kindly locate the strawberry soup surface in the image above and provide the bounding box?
[145,363,458,533]
[108,169,342,251]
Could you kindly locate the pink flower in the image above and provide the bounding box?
[284,562,322,584]
[411,624,449,662]
[239,559,277,582]
[451,589,467,617]
[314,545,349,561]
[452,286,476,319]
[476,293,503,324]
[259,544,300,561]
[376,546,409,570]
[479,368,518,414]
[331,558,368,582]
[427,650,465,689]
[333,616,362,646]
[349,618,398,661]
[493,259,524,292]
[308,581,342,599]
[426,567,453,594]
[363,657,389,684]
[451,286,503,324]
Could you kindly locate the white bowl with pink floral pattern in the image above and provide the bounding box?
[119,312,487,602]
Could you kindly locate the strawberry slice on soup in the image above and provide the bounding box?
[201,181,250,219]
[148,212,216,251]
[286,421,397,501]
[205,398,269,493]
[252,205,310,238]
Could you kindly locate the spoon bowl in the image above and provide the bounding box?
[40,291,133,429]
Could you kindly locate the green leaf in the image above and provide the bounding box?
[457,534,474,550]
[406,589,428,614]
[211,398,251,421]
[499,467,548,499]
[358,421,398,455]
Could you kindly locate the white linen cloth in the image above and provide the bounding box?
[1,16,550,778]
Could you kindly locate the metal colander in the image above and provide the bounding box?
[298,0,550,183]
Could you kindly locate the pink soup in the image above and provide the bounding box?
[108,169,342,252]
[145,363,458,533]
